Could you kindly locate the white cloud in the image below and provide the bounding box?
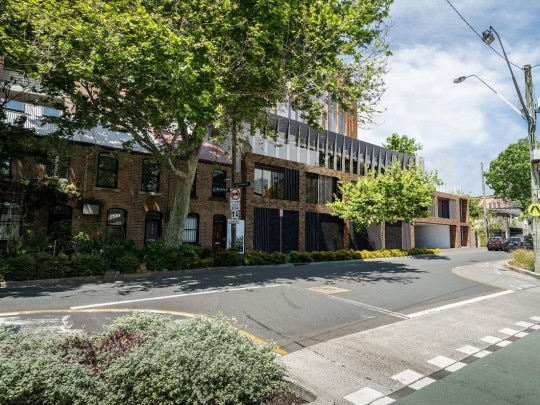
[364,0,540,195]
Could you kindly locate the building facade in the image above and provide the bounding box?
[1,59,470,252]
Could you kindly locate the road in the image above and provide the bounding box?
[0,248,510,353]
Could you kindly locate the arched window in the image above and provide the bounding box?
[144,211,162,244]
[106,208,127,241]
[183,213,199,244]
[97,152,118,188]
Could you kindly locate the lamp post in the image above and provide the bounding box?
[461,25,539,272]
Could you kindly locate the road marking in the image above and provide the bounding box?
[327,295,410,319]
[407,290,513,318]
[70,284,281,310]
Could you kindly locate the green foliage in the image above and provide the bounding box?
[288,250,314,263]
[382,133,423,156]
[72,232,105,255]
[484,138,531,208]
[142,240,168,271]
[213,249,244,267]
[0,313,286,404]
[114,254,140,274]
[68,254,109,277]
[162,244,201,270]
[5,0,392,247]
[103,239,142,269]
[243,251,286,265]
[34,252,70,279]
[2,255,36,281]
[509,249,534,271]
[328,159,441,231]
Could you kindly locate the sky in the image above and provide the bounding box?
[365,0,540,196]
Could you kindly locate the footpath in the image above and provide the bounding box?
[281,261,540,404]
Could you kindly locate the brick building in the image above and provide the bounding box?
[1,65,470,252]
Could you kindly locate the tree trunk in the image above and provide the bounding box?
[165,151,200,247]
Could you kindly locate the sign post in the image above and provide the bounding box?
[229,188,241,250]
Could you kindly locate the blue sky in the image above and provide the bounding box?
[365,0,540,196]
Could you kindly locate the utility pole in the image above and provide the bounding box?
[524,65,540,273]
[481,162,489,241]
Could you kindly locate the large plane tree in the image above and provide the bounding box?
[1,0,393,246]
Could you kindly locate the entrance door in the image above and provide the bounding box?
[144,211,162,244]
[212,215,226,253]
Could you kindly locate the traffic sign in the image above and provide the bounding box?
[234,182,250,187]
[230,188,241,200]
[528,203,540,217]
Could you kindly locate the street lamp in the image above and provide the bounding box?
[464,25,539,272]
[453,75,524,118]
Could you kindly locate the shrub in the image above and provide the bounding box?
[288,250,313,263]
[114,254,141,274]
[510,248,534,271]
[143,240,168,271]
[103,314,286,405]
[34,252,70,279]
[0,313,287,405]
[212,249,243,267]
[2,255,36,281]
[243,251,286,266]
[69,254,109,277]
[162,244,201,270]
[0,330,102,404]
[103,239,142,269]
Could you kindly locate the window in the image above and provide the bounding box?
[0,202,21,241]
[96,153,118,188]
[45,151,70,179]
[0,158,11,176]
[191,171,197,198]
[212,169,227,198]
[438,199,450,219]
[141,159,160,192]
[107,208,127,241]
[43,107,61,117]
[254,166,285,199]
[183,213,199,244]
[305,173,338,204]
[5,100,24,112]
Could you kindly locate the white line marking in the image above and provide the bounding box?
[327,295,409,319]
[407,290,513,318]
[71,284,281,310]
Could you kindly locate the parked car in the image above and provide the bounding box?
[502,235,533,252]
[487,236,504,251]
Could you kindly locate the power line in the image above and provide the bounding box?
[445,0,525,70]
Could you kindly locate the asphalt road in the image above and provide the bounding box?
[0,248,507,353]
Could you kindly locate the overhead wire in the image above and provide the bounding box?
[444,0,540,71]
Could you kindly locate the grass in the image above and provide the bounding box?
[509,249,535,271]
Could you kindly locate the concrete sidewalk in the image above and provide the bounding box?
[281,261,540,404]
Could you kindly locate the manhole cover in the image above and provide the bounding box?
[308,285,351,294]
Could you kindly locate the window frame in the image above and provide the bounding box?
[183,213,199,244]
[106,208,127,241]
[96,152,119,188]
[141,158,160,192]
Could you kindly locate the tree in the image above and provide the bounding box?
[382,133,423,156]
[484,138,531,209]
[2,0,392,246]
[327,160,441,232]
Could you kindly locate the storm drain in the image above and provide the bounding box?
[308,286,351,295]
